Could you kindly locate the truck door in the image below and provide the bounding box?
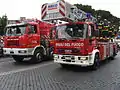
[27,24,40,48]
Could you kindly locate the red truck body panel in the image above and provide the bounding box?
[4,21,54,49]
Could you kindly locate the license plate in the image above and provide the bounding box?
[65,56,71,60]
[65,50,72,53]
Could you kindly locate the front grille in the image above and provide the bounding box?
[7,40,19,46]
[57,48,80,54]
[61,56,75,60]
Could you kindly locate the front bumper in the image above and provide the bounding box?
[0,48,3,56]
[3,48,34,56]
[54,54,93,66]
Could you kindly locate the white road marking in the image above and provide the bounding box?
[0,62,54,76]
[0,60,13,65]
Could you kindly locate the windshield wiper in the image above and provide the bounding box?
[72,37,82,39]
[58,38,67,40]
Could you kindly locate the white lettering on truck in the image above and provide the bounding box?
[56,43,84,47]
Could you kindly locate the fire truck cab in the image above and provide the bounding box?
[53,21,117,69]
[3,20,54,63]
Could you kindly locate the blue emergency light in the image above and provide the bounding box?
[86,13,91,18]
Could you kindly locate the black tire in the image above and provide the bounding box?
[111,56,114,60]
[111,49,116,60]
[60,64,69,68]
[49,47,54,60]
[91,54,100,70]
[48,52,54,60]
[0,49,3,57]
[31,49,43,63]
[47,55,53,60]
[12,55,24,63]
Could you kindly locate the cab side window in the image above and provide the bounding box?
[90,24,96,37]
[90,24,95,37]
[29,25,37,34]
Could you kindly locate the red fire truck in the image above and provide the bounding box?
[3,19,54,63]
[42,0,118,70]
[0,36,3,57]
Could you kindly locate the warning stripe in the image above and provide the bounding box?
[60,0,65,7]
[61,0,65,3]
[42,5,47,11]
[59,5,65,14]
[42,4,46,8]
[46,35,50,39]
[42,5,47,14]
[41,4,47,19]
[41,35,50,39]
[42,12,47,19]
[41,9,46,18]
[59,9,65,16]
[59,2,65,10]
[59,0,65,17]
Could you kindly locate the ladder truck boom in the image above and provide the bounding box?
[41,0,96,23]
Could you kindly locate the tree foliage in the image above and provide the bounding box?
[0,15,8,35]
[74,4,120,30]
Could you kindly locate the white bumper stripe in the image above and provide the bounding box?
[3,48,34,55]
[54,54,94,66]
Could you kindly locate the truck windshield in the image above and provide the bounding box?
[5,25,26,36]
[56,24,87,39]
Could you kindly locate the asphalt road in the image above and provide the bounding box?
[0,53,120,90]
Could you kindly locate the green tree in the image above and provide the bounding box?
[74,4,120,31]
[74,4,96,16]
[0,15,8,35]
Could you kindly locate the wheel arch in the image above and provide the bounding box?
[90,49,100,64]
[32,45,46,55]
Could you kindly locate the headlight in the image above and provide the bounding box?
[18,50,27,53]
[79,57,88,60]
[54,55,59,59]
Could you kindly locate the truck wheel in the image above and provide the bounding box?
[48,51,53,60]
[12,55,24,63]
[111,49,116,60]
[60,64,69,68]
[31,49,43,63]
[91,54,100,70]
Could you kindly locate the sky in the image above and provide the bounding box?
[0,0,120,20]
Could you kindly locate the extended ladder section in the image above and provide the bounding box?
[41,0,97,23]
